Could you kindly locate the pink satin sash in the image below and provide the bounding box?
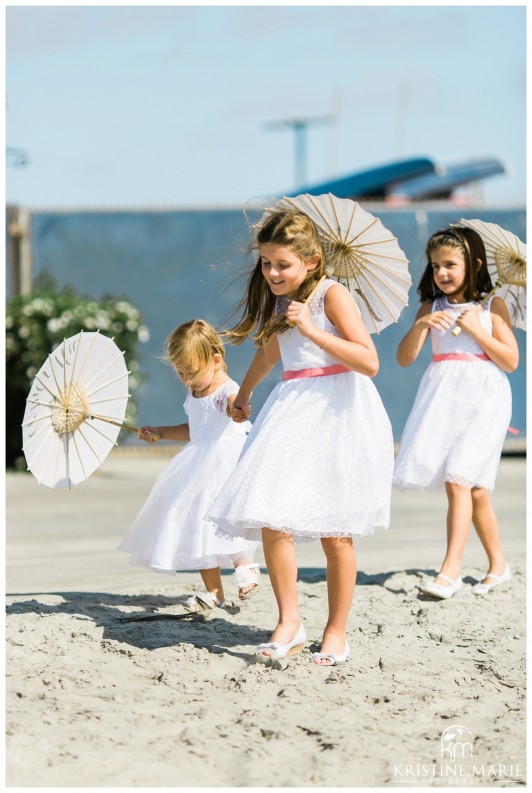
[432,353,490,362]
[283,364,350,380]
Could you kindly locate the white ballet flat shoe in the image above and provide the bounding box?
[472,565,511,595]
[421,573,463,600]
[255,623,306,662]
[312,641,350,666]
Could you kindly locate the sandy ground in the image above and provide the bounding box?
[5,448,527,788]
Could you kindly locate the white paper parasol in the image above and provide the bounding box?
[22,331,135,489]
[255,193,411,333]
[455,218,526,331]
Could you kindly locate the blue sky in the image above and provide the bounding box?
[5,4,527,209]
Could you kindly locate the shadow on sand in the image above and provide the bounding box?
[5,590,266,658]
[6,569,479,656]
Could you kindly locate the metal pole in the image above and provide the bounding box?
[294,121,307,187]
[262,115,334,190]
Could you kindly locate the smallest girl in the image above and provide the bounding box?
[393,226,518,599]
[118,319,260,611]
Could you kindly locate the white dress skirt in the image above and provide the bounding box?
[208,280,394,543]
[117,380,258,572]
[393,296,512,493]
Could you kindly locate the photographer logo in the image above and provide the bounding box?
[441,725,474,763]
[393,724,524,785]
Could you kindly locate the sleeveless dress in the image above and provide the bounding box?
[117,380,258,572]
[393,295,512,492]
[208,279,394,543]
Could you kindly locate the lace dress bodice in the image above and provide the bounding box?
[275,279,356,371]
[431,295,493,357]
[184,380,249,443]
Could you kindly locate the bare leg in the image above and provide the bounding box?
[471,487,507,581]
[314,537,356,665]
[199,567,225,602]
[434,482,473,586]
[260,527,300,655]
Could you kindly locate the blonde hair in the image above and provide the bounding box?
[165,319,227,377]
[224,209,327,346]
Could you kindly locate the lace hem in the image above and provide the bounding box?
[261,523,389,542]
[393,475,494,493]
[212,516,389,542]
[445,473,493,491]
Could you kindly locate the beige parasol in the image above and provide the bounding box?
[254,193,411,333]
[452,218,526,335]
[22,330,139,489]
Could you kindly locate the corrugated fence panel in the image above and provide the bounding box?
[28,206,526,441]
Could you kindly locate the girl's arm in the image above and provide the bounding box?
[231,335,281,420]
[226,394,239,417]
[456,298,519,373]
[284,284,378,376]
[396,302,454,367]
[286,285,379,377]
[138,423,190,443]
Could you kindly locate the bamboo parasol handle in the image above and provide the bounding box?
[88,413,162,442]
[287,275,327,328]
[87,413,138,432]
[452,254,526,336]
[451,282,502,336]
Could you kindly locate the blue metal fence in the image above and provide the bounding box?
[26,205,526,441]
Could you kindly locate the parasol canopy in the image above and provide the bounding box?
[22,330,134,489]
[254,193,411,333]
[455,218,526,332]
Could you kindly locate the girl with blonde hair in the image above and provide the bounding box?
[118,319,260,611]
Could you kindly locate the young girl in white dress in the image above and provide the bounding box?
[208,209,394,665]
[393,226,519,599]
[118,319,260,611]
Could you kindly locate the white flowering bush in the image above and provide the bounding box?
[6,274,150,468]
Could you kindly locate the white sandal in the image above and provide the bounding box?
[184,592,227,613]
[234,563,261,600]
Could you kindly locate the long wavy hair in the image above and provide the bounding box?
[224,209,327,346]
[417,225,492,302]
